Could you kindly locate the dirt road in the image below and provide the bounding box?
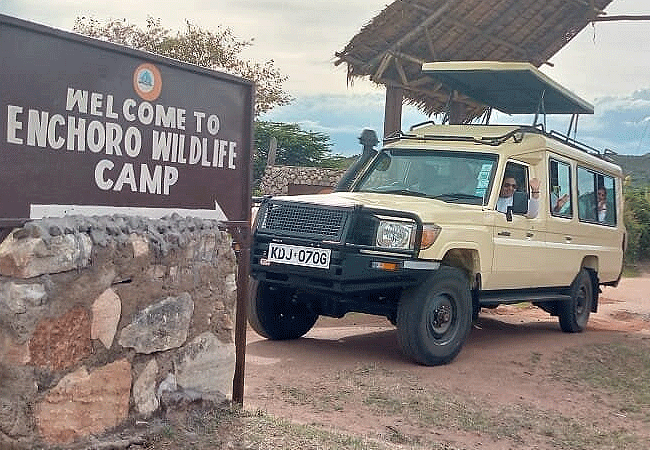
[243,276,650,449]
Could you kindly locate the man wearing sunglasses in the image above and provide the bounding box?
[496,172,540,219]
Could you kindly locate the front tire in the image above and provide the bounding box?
[396,266,472,366]
[558,269,593,333]
[248,280,318,340]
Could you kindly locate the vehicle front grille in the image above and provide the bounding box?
[259,201,349,240]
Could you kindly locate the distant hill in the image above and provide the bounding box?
[610,154,650,187]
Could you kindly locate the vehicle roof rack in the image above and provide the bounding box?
[384,125,617,162]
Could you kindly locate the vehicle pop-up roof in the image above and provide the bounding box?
[421,61,593,116]
[411,61,610,157]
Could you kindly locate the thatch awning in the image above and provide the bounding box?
[335,0,613,122]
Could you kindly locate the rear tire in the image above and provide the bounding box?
[396,266,472,366]
[248,280,318,340]
[558,269,593,333]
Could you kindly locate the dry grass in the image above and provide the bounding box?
[140,407,435,450]
[48,338,650,450]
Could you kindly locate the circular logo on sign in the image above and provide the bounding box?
[133,63,162,101]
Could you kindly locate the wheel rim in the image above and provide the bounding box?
[425,294,456,343]
[268,286,315,328]
[575,285,587,316]
[278,300,303,323]
[271,288,303,323]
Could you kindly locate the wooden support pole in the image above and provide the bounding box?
[590,15,650,22]
[384,86,403,138]
[267,137,277,166]
[228,223,251,406]
[449,94,466,125]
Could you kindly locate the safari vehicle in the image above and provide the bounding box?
[248,62,625,365]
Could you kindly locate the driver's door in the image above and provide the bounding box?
[491,160,546,289]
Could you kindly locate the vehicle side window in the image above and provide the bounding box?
[549,159,572,218]
[496,161,529,215]
[577,167,616,226]
[600,175,617,226]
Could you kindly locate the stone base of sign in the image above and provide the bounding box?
[0,215,237,447]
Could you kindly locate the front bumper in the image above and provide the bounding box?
[251,235,439,295]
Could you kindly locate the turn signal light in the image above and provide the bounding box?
[371,261,400,271]
[420,224,442,249]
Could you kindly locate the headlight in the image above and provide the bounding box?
[376,220,415,249]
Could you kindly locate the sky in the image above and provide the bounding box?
[3,0,650,156]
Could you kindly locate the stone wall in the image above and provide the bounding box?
[259,165,346,195]
[0,214,237,448]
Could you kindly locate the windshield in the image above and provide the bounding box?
[354,149,498,205]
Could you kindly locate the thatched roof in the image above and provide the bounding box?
[335,0,613,121]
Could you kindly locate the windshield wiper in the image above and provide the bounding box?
[371,188,429,198]
[432,193,483,202]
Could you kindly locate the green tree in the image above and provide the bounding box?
[73,17,291,116]
[253,121,345,186]
[74,18,346,191]
[623,187,650,263]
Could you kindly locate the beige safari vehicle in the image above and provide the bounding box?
[249,62,625,365]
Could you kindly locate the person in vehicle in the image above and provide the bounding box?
[597,186,607,223]
[496,173,540,218]
[552,191,570,214]
[448,160,476,194]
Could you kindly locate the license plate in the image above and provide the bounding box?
[267,243,331,269]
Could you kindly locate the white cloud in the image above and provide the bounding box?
[4,0,650,156]
[296,120,368,136]
[0,0,383,96]
[5,0,650,99]
[595,96,650,114]
[544,0,650,100]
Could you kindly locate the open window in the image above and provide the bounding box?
[549,159,572,218]
[497,161,530,216]
[577,167,616,226]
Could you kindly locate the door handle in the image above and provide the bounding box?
[498,231,511,236]
[526,232,534,238]
[565,236,573,242]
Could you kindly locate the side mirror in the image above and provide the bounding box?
[511,191,529,215]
